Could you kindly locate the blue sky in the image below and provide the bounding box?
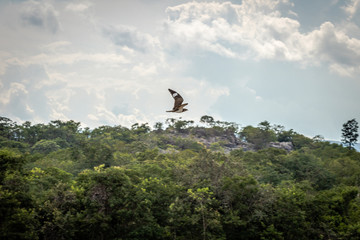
[0,0,360,140]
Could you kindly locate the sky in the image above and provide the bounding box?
[0,0,360,140]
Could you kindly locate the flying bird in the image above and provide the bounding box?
[167,89,188,113]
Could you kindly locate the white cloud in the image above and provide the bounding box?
[163,0,360,77]
[0,35,227,129]
[103,25,161,53]
[164,0,300,60]
[307,22,360,75]
[8,52,129,70]
[1,0,359,136]
[21,0,60,33]
[0,82,28,105]
[329,63,357,77]
[66,2,92,12]
[0,51,12,75]
[42,41,72,52]
[89,106,147,127]
[343,0,360,19]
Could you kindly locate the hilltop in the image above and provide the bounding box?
[1,116,360,239]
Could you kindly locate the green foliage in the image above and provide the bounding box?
[270,181,314,239]
[0,149,25,181]
[0,117,16,139]
[131,123,151,135]
[0,150,38,239]
[277,129,296,142]
[241,148,291,185]
[283,151,335,190]
[174,120,194,132]
[0,136,29,151]
[0,186,38,240]
[1,116,360,239]
[240,123,276,150]
[209,142,224,152]
[220,176,264,239]
[291,134,314,150]
[342,118,359,150]
[200,115,215,126]
[31,139,61,154]
[154,122,164,132]
[73,166,178,239]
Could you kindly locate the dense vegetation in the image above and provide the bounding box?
[1,116,360,240]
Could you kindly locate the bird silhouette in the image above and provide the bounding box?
[166,89,188,113]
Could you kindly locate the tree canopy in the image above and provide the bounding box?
[342,118,359,150]
[1,115,360,239]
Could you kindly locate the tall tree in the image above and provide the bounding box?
[341,119,359,150]
[200,115,215,126]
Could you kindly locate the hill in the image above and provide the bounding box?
[327,140,360,152]
[1,116,360,239]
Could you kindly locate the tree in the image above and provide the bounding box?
[0,150,39,239]
[200,115,215,126]
[165,118,176,128]
[31,139,61,154]
[258,121,271,131]
[187,187,220,240]
[153,122,163,132]
[240,124,276,150]
[131,123,150,135]
[174,120,194,132]
[0,117,16,139]
[342,119,359,150]
[0,149,25,182]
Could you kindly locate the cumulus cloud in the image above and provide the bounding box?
[66,2,92,12]
[305,22,360,76]
[163,0,360,77]
[103,25,160,53]
[164,0,299,60]
[2,0,359,133]
[1,82,28,105]
[343,0,360,19]
[42,41,72,52]
[0,64,53,121]
[0,51,12,75]
[27,52,129,66]
[0,39,227,129]
[21,0,60,33]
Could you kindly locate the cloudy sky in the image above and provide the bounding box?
[1,0,360,140]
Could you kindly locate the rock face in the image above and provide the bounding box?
[164,127,294,153]
[190,127,238,146]
[268,142,294,152]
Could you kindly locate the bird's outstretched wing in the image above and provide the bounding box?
[168,89,184,110]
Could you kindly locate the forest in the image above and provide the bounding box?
[1,115,360,240]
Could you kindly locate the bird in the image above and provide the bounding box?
[166,89,188,113]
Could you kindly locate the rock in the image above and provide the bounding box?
[160,128,294,153]
[268,142,293,151]
[159,148,179,154]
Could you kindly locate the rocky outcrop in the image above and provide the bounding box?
[268,142,294,152]
[190,127,238,147]
[192,132,294,153]
[160,128,294,153]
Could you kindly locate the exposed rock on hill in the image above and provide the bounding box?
[268,141,294,152]
[160,127,294,153]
